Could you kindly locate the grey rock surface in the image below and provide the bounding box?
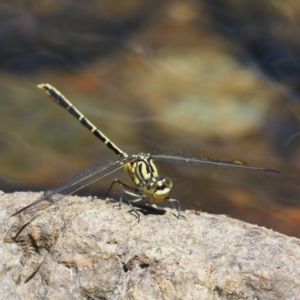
[1,192,300,299]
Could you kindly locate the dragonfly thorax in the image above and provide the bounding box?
[126,153,158,187]
[125,153,173,201]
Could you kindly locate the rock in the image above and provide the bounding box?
[1,192,300,299]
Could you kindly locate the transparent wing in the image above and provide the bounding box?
[151,150,280,173]
[11,155,135,216]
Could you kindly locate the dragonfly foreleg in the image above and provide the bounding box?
[122,190,145,222]
[106,179,144,221]
[167,197,185,219]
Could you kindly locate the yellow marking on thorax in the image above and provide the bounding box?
[126,156,159,188]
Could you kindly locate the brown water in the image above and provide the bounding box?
[1,1,300,237]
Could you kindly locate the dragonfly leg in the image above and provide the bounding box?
[168,198,184,219]
[105,179,139,198]
[119,190,145,222]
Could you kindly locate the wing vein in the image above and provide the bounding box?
[11,156,135,216]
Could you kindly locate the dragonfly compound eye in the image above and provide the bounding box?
[146,181,158,193]
[162,177,173,189]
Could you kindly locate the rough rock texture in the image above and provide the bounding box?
[1,192,300,299]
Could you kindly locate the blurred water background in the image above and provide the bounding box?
[1,0,300,237]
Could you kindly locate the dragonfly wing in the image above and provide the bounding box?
[11,155,135,216]
[151,150,280,173]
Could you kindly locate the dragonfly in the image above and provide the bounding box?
[11,84,280,221]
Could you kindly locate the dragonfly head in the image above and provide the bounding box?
[142,177,173,202]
